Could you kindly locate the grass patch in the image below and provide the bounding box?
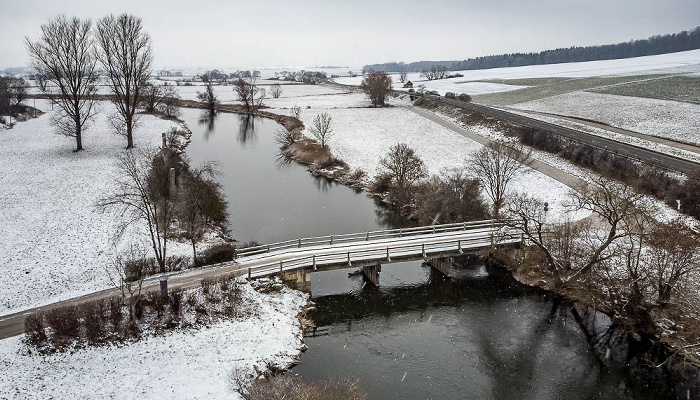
[472,74,666,105]
[589,75,700,104]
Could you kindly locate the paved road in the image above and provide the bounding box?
[404,106,587,189]
[430,95,699,174]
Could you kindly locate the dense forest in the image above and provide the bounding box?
[363,27,700,73]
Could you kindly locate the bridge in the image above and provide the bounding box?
[0,220,522,339]
[231,220,522,289]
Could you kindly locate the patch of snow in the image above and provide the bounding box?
[0,279,308,400]
[512,91,700,146]
[335,49,700,87]
[0,102,193,314]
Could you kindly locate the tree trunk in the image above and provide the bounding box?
[126,119,134,149]
[191,239,197,267]
[75,120,83,151]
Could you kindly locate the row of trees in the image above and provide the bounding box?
[25,14,153,151]
[363,26,700,73]
[420,66,449,81]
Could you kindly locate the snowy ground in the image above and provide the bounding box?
[0,279,308,400]
[265,92,585,221]
[335,49,700,94]
[0,102,203,314]
[512,91,700,146]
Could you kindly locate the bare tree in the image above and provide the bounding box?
[469,141,532,218]
[360,71,393,107]
[379,143,427,189]
[25,15,98,151]
[647,218,700,305]
[290,106,301,120]
[107,244,148,327]
[95,14,153,149]
[141,82,178,114]
[35,73,49,92]
[178,161,227,266]
[7,78,27,106]
[99,148,178,273]
[309,112,334,147]
[198,80,218,114]
[399,72,407,83]
[568,177,653,276]
[269,83,282,99]
[235,77,266,113]
[416,168,489,224]
[506,178,654,286]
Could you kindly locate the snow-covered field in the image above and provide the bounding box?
[512,91,700,145]
[267,96,584,220]
[336,49,700,94]
[0,279,308,400]
[0,102,196,314]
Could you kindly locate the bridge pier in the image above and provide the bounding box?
[280,267,312,293]
[427,257,453,278]
[362,263,381,287]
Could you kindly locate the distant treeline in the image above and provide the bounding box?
[363,27,700,73]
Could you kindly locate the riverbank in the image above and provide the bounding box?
[490,251,700,400]
[176,92,699,397]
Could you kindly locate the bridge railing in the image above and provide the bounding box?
[239,228,522,279]
[235,220,503,259]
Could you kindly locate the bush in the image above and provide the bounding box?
[169,288,183,317]
[24,312,46,346]
[44,306,80,346]
[240,375,367,400]
[444,92,456,99]
[200,243,236,266]
[81,300,106,343]
[370,173,393,193]
[457,93,472,102]
[108,296,123,332]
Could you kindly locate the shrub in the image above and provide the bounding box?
[457,93,472,102]
[44,306,80,346]
[200,243,236,266]
[108,296,123,332]
[169,288,184,317]
[445,92,456,99]
[81,300,106,343]
[240,374,367,400]
[24,312,46,346]
[146,290,167,317]
[370,173,393,193]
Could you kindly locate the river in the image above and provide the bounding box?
[183,108,650,400]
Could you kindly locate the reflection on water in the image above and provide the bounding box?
[296,260,637,400]
[181,108,413,244]
[197,110,217,139]
[238,114,256,145]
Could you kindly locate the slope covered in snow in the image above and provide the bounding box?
[0,104,189,314]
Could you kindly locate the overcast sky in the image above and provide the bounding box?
[1,0,699,70]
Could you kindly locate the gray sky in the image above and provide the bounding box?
[2,0,699,69]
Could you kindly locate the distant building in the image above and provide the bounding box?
[403,81,413,88]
